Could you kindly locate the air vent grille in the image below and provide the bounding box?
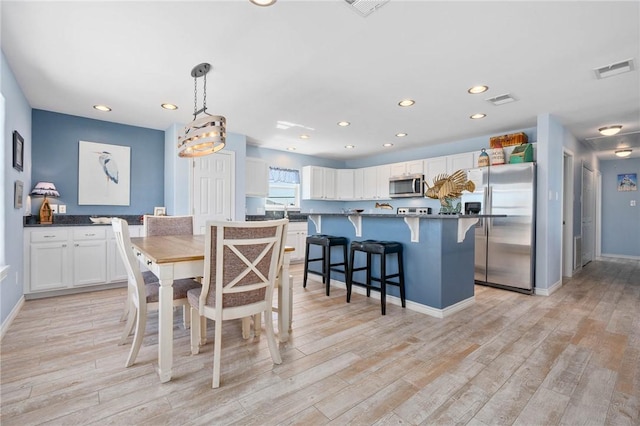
[485,93,517,106]
[594,59,635,79]
[344,0,389,17]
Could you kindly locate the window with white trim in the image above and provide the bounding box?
[265,167,300,211]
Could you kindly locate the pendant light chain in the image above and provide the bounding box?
[203,72,207,113]
[193,76,198,118]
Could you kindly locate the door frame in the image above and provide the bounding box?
[562,149,574,278]
[581,162,596,266]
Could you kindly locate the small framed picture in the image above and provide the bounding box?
[617,173,637,192]
[14,180,24,209]
[153,206,166,216]
[13,131,24,172]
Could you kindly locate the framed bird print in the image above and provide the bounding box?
[78,140,131,205]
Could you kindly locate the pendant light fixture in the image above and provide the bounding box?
[177,63,226,158]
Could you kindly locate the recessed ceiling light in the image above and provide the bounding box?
[286,147,296,151]
[599,125,622,136]
[93,105,111,112]
[470,113,486,119]
[249,0,276,6]
[161,103,178,110]
[337,121,351,127]
[398,99,415,107]
[300,134,310,139]
[383,143,394,147]
[395,133,407,137]
[468,85,489,94]
[615,149,632,157]
[345,145,355,149]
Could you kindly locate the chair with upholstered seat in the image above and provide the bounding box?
[144,214,194,237]
[112,218,201,367]
[187,219,287,388]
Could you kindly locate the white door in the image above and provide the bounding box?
[192,152,234,235]
[581,165,595,265]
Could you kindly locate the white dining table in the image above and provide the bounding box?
[130,234,293,383]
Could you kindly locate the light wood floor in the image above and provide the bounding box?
[1,258,639,425]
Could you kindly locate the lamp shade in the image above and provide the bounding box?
[30,182,60,197]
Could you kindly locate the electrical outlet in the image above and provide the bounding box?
[631,200,637,207]
[50,204,58,213]
[59,205,66,214]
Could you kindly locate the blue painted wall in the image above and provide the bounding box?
[2,50,32,327]
[600,157,640,257]
[31,110,165,216]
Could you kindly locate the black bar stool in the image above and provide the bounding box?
[347,240,406,315]
[303,234,349,296]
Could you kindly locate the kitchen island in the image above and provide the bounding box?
[304,213,487,317]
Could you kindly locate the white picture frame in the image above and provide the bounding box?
[78,141,131,205]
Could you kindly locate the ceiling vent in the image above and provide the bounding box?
[344,0,389,17]
[485,93,517,106]
[594,59,635,79]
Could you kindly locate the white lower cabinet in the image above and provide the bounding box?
[25,225,142,296]
[286,222,308,263]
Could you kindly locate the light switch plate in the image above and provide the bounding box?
[50,204,58,213]
[631,200,636,207]
[59,205,67,213]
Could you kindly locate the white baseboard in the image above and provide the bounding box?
[600,253,640,261]
[1,295,25,341]
[535,279,562,296]
[321,278,475,319]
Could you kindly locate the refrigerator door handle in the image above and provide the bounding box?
[486,186,493,233]
[482,187,489,236]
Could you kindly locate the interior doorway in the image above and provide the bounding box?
[562,150,574,277]
[581,164,596,266]
[190,151,235,234]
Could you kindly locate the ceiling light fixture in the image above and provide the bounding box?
[345,145,355,149]
[249,0,277,6]
[396,133,407,137]
[286,147,296,151]
[468,85,489,94]
[300,134,311,139]
[177,63,226,158]
[470,113,486,119]
[383,143,394,147]
[93,105,111,112]
[398,99,415,107]
[599,125,623,136]
[337,121,351,127]
[161,103,178,110]
[615,149,632,158]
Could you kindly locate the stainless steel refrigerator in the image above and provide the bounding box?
[462,162,536,294]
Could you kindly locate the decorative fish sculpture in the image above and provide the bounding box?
[375,202,393,209]
[424,169,476,206]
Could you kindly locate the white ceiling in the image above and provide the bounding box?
[2,1,639,161]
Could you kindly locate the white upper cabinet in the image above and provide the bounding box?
[336,169,355,200]
[389,160,424,177]
[302,166,336,200]
[245,158,269,197]
[353,168,365,200]
[448,152,474,174]
[424,156,448,185]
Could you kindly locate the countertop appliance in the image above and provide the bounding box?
[397,207,431,215]
[389,174,424,198]
[462,162,536,294]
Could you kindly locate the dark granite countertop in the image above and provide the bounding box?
[305,213,502,219]
[24,214,144,227]
[246,212,308,222]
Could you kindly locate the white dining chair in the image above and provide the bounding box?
[112,218,201,367]
[144,214,194,237]
[187,219,288,388]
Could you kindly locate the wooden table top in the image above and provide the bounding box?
[131,234,294,265]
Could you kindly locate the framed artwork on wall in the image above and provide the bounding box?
[153,207,166,216]
[78,140,131,205]
[13,131,24,172]
[617,173,637,192]
[14,180,24,209]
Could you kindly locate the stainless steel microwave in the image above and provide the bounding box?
[389,173,424,198]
